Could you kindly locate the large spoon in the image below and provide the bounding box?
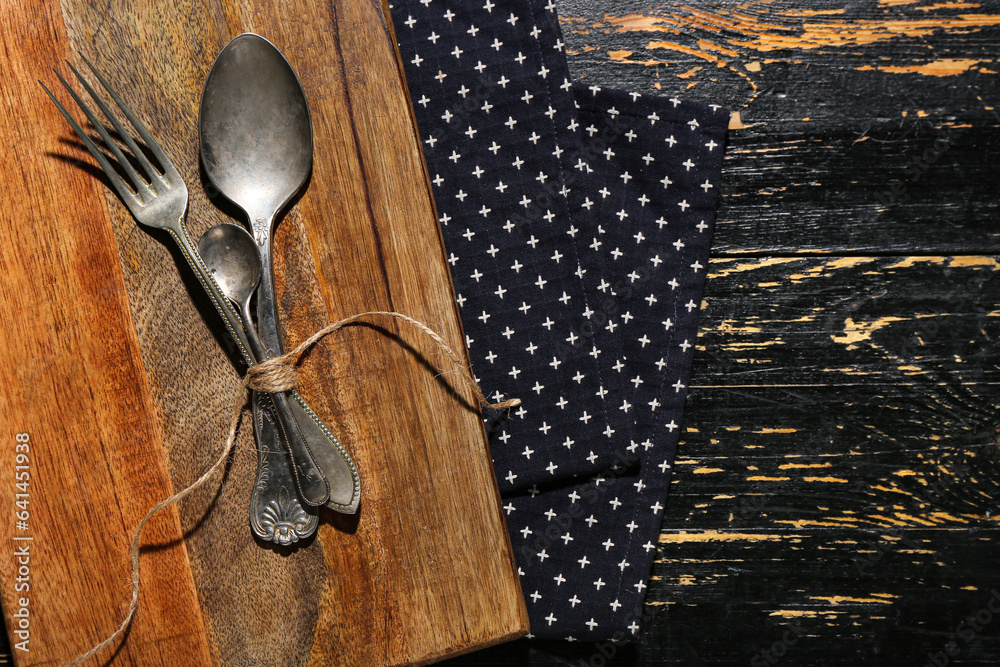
[200,223,319,542]
[200,33,360,514]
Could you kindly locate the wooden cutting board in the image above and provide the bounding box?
[0,0,528,665]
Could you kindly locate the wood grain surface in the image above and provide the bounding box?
[440,1,1000,665]
[0,0,527,665]
[0,2,212,665]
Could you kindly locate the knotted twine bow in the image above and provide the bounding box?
[67,310,520,666]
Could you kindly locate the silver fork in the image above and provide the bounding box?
[40,58,344,542]
[41,59,256,362]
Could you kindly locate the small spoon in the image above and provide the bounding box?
[198,222,329,508]
[201,33,360,514]
[199,223,262,346]
[200,223,319,543]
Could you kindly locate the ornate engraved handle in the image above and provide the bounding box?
[250,393,318,544]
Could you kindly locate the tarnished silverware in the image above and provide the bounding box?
[41,55,358,546]
[41,60,322,542]
[200,34,359,514]
[199,222,319,544]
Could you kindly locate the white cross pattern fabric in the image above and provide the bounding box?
[390,0,729,641]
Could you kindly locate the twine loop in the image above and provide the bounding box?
[66,310,519,666]
[244,311,521,409]
[246,355,299,393]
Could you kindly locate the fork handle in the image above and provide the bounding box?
[249,392,318,543]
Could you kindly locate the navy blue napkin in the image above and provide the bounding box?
[390,0,728,641]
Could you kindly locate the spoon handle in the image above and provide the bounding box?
[287,389,360,512]
[268,391,330,505]
[237,297,331,506]
[250,393,318,544]
[256,234,360,513]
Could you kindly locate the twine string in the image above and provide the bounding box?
[246,311,521,411]
[66,310,520,666]
[66,382,249,667]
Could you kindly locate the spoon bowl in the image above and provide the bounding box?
[200,33,312,225]
[198,223,261,312]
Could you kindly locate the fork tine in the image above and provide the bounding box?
[51,68,150,201]
[81,55,181,183]
[39,78,140,208]
[64,60,158,190]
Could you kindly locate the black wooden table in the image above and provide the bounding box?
[447,1,1000,665]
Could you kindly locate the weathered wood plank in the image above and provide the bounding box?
[0,1,211,664]
[642,528,1000,665]
[631,255,1000,664]
[559,0,1000,255]
[694,255,1000,386]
